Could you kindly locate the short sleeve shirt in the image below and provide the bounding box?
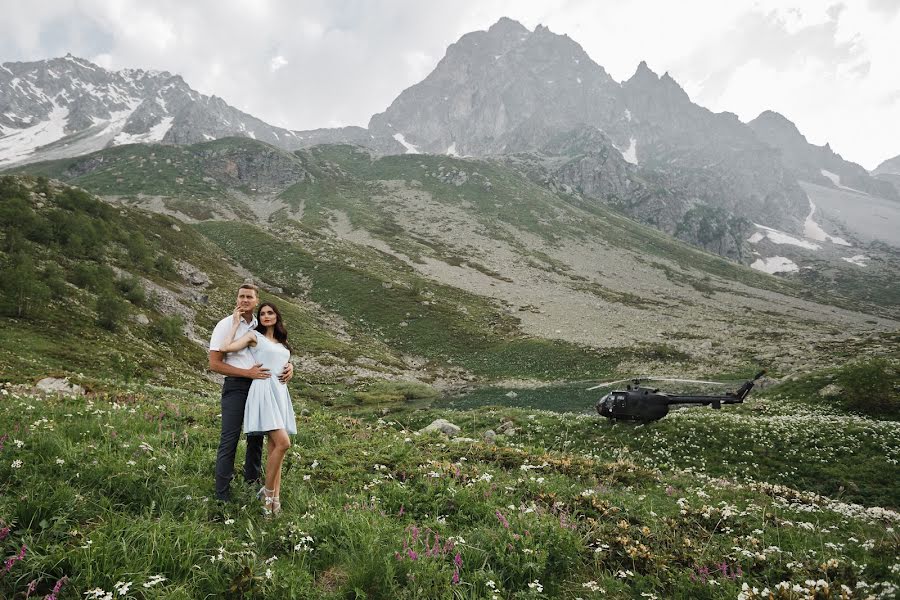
[209,314,259,369]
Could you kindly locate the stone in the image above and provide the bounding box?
[483,429,497,443]
[189,271,210,286]
[451,437,476,443]
[133,313,150,325]
[300,408,311,417]
[419,418,461,437]
[35,377,84,396]
[818,384,843,397]
[505,391,518,398]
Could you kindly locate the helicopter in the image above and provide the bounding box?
[590,370,767,423]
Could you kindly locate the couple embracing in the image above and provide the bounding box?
[208,283,296,514]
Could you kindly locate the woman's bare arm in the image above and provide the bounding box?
[220,331,257,353]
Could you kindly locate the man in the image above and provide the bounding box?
[208,283,293,502]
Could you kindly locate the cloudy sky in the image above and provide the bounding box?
[2,0,898,169]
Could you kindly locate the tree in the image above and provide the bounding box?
[0,254,50,319]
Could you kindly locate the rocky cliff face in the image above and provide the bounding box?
[748,110,898,201]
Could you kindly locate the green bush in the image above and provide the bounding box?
[151,315,185,345]
[125,233,151,269]
[71,262,115,293]
[96,292,129,331]
[42,263,69,300]
[116,275,147,306]
[836,358,900,417]
[154,254,178,279]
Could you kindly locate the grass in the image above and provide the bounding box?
[1,383,898,599]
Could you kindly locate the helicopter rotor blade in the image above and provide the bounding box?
[586,378,634,390]
[638,377,727,386]
[587,377,729,390]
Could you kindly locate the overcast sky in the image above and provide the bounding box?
[2,0,898,169]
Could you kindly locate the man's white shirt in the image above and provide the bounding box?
[209,314,259,370]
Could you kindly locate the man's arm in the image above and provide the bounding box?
[208,350,270,379]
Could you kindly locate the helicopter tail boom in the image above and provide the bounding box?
[664,370,767,407]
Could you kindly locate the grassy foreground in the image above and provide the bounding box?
[1,383,898,599]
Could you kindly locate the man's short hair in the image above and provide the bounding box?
[238,283,259,297]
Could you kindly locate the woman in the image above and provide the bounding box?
[220,302,296,515]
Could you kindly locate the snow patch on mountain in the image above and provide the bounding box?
[820,169,870,196]
[113,116,173,145]
[750,256,799,274]
[842,255,869,267]
[803,197,851,246]
[616,137,637,165]
[751,223,821,250]
[393,133,420,154]
[446,142,458,156]
[0,104,69,166]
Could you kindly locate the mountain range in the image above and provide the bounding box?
[2,18,898,271]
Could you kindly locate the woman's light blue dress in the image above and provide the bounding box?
[243,332,297,435]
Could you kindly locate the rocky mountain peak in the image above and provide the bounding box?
[367,19,621,155]
[749,110,807,145]
[874,154,900,175]
[628,60,659,84]
[487,16,529,36]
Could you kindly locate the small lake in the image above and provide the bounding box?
[436,381,600,414]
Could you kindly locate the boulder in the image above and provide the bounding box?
[189,271,210,286]
[419,418,461,437]
[35,377,84,396]
[483,429,497,444]
[818,383,843,397]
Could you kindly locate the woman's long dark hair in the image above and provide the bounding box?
[255,302,292,352]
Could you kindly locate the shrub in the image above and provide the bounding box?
[96,292,129,331]
[836,358,899,417]
[42,263,69,300]
[152,315,185,345]
[116,275,147,306]
[71,262,115,293]
[154,254,178,279]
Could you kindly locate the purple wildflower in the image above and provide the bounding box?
[2,544,27,575]
[495,510,510,529]
[45,576,68,600]
[451,569,460,585]
[453,552,462,568]
[0,527,9,542]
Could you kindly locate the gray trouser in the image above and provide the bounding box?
[215,377,263,500]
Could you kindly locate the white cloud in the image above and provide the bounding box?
[269,55,288,72]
